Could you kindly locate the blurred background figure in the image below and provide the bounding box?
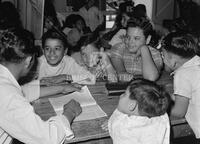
[62,14,91,36]
[43,0,62,32]
[65,28,82,55]
[0,1,23,30]
[79,0,104,32]
[100,1,135,49]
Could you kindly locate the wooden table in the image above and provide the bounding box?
[33,72,194,144]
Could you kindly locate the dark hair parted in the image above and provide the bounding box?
[0,28,36,63]
[42,29,67,49]
[128,78,171,118]
[126,17,153,38]
[162,31,197,58]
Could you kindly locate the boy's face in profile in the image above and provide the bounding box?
[75,20,85,32]
[161,49,176,72]
[43,38,65,66]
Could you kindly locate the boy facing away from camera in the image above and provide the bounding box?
[161,31,200,140]
[102,78,171,144]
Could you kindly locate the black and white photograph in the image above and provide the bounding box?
[0,0,200,144]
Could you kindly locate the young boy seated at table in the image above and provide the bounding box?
[160,31,200,141]
[71,36,118,82]
[38,29,95,85]
[102,78,171,144]
[22,29,95,99]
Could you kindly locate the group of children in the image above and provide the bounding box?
[0,1,200,144]
[104,31,200,143]
[1,27,200,144]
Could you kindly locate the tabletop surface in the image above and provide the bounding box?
[33,71,187,143]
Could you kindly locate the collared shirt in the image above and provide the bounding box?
[38,55,95,84]
[0,64,74,144]
[110,43,163,76]
[173,55,200,138]
[108,109,170,144]
[79,6,103,32]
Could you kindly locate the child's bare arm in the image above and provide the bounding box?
[140,45,159,81]
[39,83,81,98]
[40,74,72,86]
[170,94,189,118]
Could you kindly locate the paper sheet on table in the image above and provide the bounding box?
[49,86,107,121]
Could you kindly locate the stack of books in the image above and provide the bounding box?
[106,82,129,97]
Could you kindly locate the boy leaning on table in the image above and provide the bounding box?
[22,28,96,99]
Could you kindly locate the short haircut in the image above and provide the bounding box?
[42,29,67,49]
[126,17,153,38]
[162,31,197,58]
[128,78,171,118]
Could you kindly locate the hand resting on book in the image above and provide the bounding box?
[61,83,82,94]
[63,99,82,123]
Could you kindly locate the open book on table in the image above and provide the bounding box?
[49,86,107,121]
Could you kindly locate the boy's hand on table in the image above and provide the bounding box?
[101,119,109,131]
[71,83,84,89]
[61,83,82,94]
[40,74,72,86]
[63,99,82,123]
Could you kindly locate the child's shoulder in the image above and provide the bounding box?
[62,55,76,63]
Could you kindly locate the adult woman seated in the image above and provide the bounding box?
[0,28,82,144]
[110,17,163,82]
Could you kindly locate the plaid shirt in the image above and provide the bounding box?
[110,43,163,75]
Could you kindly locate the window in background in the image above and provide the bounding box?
[105,0,117,29]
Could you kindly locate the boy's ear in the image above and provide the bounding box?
[24,56,32,68]
[129,102,137,112]
[64,48,68,55]
[42,49,45,55]
[146,35,151,45]
[171,54,180,69]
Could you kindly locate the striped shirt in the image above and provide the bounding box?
[0,128,12,144]
[110,43,163,76]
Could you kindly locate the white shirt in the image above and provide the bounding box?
[173,55,200,138]
[109,29,126,46]
[79,6,103,32]
[108,109,170,144]
[38,55,95,84]
[0,64,74,144]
